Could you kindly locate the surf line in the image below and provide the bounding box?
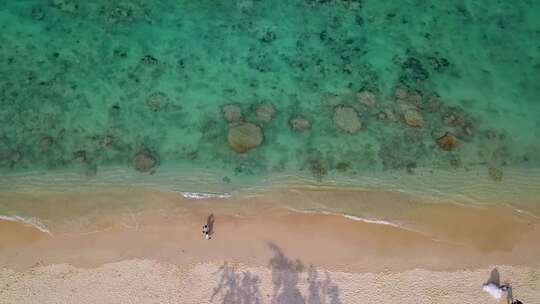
[179,192,232,199]
[0,214,52,235]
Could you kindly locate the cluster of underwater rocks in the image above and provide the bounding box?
[128,85,506,181]
[0,81,516,182]
[1,1,531,181]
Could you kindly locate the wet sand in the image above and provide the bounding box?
[1,187,539,303]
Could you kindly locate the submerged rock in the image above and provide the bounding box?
[289,116,310,132]
[394,87,409,100]
[31,7,45,20]
[336,162,350,172]
[356,91,376,107]
[488,167,503,181]
[146,92,169,112]
[375,108,398,122]
[227,123,263,153]
[309,159,327,181]
[256,102,276,123]
[333,105,362,134]
[39,136,53,151]
[436,132,458,151]
[73,150,87,162]
[400,57,430,84]
[52,0,78,14]
[133,150,156,172]
[395,86,423,107]
[222,104,243,123]
[401,106,424,128]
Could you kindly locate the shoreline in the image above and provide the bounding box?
[2,165,540,207]
[1,187,539,272]
[1,186,539,302]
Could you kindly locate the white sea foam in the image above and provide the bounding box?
[340,214,403,228]
[180,192,232,199]
[285,208,402,229]
[0,214,52,235]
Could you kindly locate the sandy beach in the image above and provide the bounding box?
[1,187,539,303]
[2,0,540,302]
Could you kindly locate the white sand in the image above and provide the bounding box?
[1,260,539,304]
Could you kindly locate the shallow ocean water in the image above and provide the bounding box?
[1,0,540,196]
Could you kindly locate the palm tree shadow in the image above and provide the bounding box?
[268,242,342,304]
[307,265,341,304]
[211,262,262,304]
[268,242,305,304]
[210,243,342,304]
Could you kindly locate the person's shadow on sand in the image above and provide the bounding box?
[486,268,501,287]
[207,214,215,236]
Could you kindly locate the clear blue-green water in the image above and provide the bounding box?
[1,0,540,191]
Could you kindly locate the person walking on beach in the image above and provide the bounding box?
[483,268,524,304]
[202,224,211,239]
[202,214,215,240]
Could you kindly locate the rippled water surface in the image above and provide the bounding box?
[1,1,540,191]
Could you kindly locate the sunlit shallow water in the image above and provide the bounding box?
[1,1,539,226]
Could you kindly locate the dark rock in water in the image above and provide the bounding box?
[443,106,472,127]
[395,86,423,107]
[255,102,276,123]
[375,111,388,120]
[133,150,157,172]
[222,104,243,123]
[51,0,78,13]
[406,162,417,175]
[488,167,503,181]
[336,162,350,172]
[185,150,198,160]
[394,86,410,100]
[289,116,310,132]
[10,151,21,163]
[449,157,462,168]
[437,132,458,151]
[39,136,53,151]
[141,55,158,65]
[375,108,398,122]
[333,105,362,133]
[310,159,327,180]
[146,92,169,112]
[401,105,424,128]
[74,150,87,162]
[101,135,114,148]
[400,57,429,84]
[444,113,464,127]
[31,7,45,20]
[259,29,277,43]
[484,130,498,140]
[427,55,450,72]
[442,107,476,141]
[227,123,263,153]
[356,91,376,107]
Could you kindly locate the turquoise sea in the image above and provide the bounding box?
[1,1,540,219]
